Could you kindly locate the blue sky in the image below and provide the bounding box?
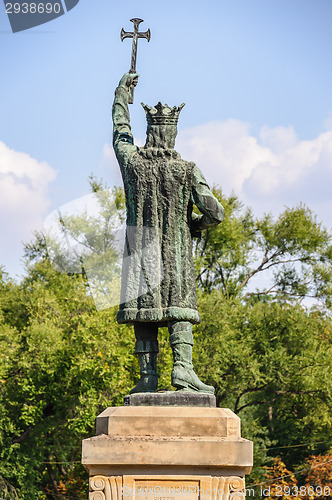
[0,0,331,279]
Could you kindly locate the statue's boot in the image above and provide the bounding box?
[130,339,158,394]
[169,329,215,394]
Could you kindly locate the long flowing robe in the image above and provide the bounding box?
[113,85,224,325]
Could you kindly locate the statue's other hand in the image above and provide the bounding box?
[119,73,139,89]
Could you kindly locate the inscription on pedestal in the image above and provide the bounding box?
[132,480,199,500]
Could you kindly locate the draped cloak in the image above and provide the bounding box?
[113,85,224,326]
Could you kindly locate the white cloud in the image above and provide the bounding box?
[176,121,332,228]
[177,119,274,194]
[0,141,57,276]
[248,126,331,199]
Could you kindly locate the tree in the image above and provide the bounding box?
[1,180,332,497]
[193,293,332,477]
[0,261,138,499]
[261,457,301,499]
[191,189,332,476]
[253,451,332,499]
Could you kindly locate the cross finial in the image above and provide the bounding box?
[121,18,151,103]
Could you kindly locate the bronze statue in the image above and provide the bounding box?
[112,72,224,394]
[113,20,224,394]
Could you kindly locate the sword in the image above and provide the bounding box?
[121,18,151,104]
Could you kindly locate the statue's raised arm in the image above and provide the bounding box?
[112,73,139,168]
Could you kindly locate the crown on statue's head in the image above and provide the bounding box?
[141,102,185,126]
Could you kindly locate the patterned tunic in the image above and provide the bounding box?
[113,85,224,325]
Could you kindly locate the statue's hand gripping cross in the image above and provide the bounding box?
[121,18,151,104]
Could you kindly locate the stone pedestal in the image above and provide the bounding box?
[82,404,253,500]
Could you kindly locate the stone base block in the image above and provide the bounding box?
[82,406,253,500]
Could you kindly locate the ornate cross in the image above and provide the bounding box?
[121,18,151,103]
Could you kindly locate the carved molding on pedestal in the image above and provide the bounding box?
[89,476,123,500]
[211,476,245,500]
